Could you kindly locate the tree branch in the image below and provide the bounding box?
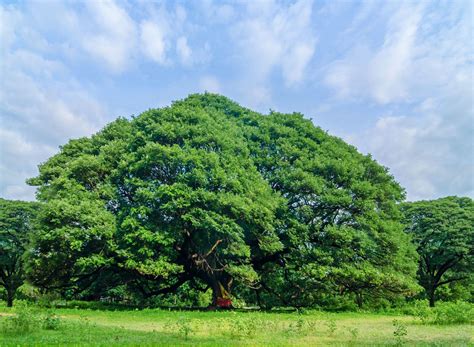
[437,276,469,287]
[204,239,222,258]
[140,275,189,298]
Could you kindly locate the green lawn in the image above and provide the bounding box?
[0,306,472,346]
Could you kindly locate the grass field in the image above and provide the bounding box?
[0,305,472,346]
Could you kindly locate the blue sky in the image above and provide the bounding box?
[1,0,473,201]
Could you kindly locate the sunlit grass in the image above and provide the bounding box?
[0,305,472,346]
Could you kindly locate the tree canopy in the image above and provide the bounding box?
[401,196,474,306]
[27,93,419,308]
[0,198,39,306]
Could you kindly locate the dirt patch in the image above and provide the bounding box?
[0,312,14,317]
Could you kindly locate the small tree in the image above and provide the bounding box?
[0,199,39,307]
[402,197,474,307]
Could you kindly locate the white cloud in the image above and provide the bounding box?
[244,86,272,110]
[140,20,167,64]
[176,36,192,66]
[197,1,235,23]
[357,118,472,200]
[350,76,473,200]
[231,0,316,105]
[325,4,423,104]
[281,41,315,86]
[139,5,201,67]
[1,51,104,143]
[0,57,107,200]
[0,5,19,48]
[324,2,472,106]
[368,6,421,103]
[343,0,378,35]
[82,0,137,72]
[325,1,473,199]
[0,5,108,200]
[0,129,56,201]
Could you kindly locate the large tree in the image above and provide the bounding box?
[27,93,418,308]
[184,95,418,308]
[0,199,39,307]
[401,197,474,307]
[27,101,284,308]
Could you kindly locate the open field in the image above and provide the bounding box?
[0,306,472,346]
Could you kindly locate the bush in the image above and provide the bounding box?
[164,317,194,340]
[433,301,474,325]
[176,317,193,340]
[410,300,432,324]
[407,300,473,325]
[1,308,39,335]
[392,319,408,345]
[0,307,63,336]
[285,317,307,336]
[35,292,63,308]
[349,327,359,339]
[325,320,337,335]
[229,317,258,338]
[42,312,61,330]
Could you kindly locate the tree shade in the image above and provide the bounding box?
[27,93,419,308]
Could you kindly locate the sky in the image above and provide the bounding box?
[0,0,473,202]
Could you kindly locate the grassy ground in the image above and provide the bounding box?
[0,305,472,346]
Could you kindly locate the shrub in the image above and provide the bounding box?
[433,301,474,325]
[410,300,432,324]
[325,320,337,335]
[42,312,61,330]
[349,327,359,339]
[230,317,258,338]
[392,319,408,345]
[408,300,473,325]
[174,317,193,340]
[0,307,64,336]
[285,317,307,336]
[1,308,39,335]
[36,292,62,308]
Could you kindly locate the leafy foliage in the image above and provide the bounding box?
[431,301,474,324]
[0,199,39,306]
[401,197,474,306]
[392,319,408,345]
[1,308,38,335]
[405,299,474,325]
[27,93,418,307]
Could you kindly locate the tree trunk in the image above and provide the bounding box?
[255,289,263,309]
[429,293,435,307]
[6,288,14,307]
[355,292,363,309]
[209,276,233,309]
[428,285,436,307]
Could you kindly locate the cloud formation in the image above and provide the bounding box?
[1,4,107,199]
[140,20,167,65]
[356,90,473,201]
[0,0,472,202]
[335,1,473,200]
[82,0,137,72]
[325,3,423,103]
[231,0,316,106]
